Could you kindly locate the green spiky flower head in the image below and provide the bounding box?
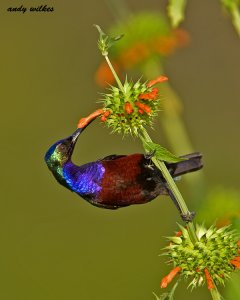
[100,76,168,136]
[161,224,240,290]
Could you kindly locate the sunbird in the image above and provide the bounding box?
[45,114,202,215]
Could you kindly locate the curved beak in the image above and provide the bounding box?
[71,128,83,144]
[65,128,83,156]
[70,109,103,148]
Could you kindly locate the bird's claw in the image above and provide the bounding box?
[181,211,196,223]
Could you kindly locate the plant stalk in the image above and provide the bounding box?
[140,127,198,243]
[210,285,222,300]
[104,55,125,93]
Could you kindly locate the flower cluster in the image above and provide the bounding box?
[99,76,168,136]
[160,224,240,290]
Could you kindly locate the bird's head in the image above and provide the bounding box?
[45,109,103,172]
[45,128,82,169]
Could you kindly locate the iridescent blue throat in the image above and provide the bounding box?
[63,161,105,196]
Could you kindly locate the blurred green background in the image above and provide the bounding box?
[1,0,240,299]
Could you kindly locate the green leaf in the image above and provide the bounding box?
[94,24,124,56]
[167,0,187,27]
[221,0,240,36]
[108,34,124,48]
[143,141,185,163]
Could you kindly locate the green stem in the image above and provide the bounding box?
[104,55,125,93]
[210,285,222,300]
[140,127,198,243]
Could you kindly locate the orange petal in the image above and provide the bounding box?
[160,266,181,288]
[204,268,214,289]
[124,102,133,114]
[175,230,182,237]
[151,88,159,94]
[147,76,168,88]
[77,109,104,128]
[230,259,240,268]
[135,101,151,114]
[100,116,107,122]
[237,241,240,247]
[138,89,158,100]
[142,104,151,113]
[103,110,111,117]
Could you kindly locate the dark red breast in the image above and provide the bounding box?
[97,154,165,208]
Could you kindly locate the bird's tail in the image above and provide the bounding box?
[166,152,203,177]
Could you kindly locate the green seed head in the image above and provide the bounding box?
[100,79,161,136]
[162,224,240,289]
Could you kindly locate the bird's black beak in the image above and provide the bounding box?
[71,128,83,145]
[65,128,83,156]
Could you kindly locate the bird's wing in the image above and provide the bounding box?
[101,154,126,161]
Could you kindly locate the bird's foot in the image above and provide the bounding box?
[181,211,196,223]
[144,150,156,160]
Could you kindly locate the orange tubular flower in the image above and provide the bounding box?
[175,230,182,237]
[100,110,111,122]
[100,116,107,122]
[124,102,133,114]
[231,260,240,268]
[135,101,151,114]
[147,76,168,88]
[138,88,158,100]
[230,256,240,268]
[160,266,181,288]
[237,241,240,247]
[77,109,104,128]
[234,256,240,261]
[204,268,214,290]
[103,110,111,117]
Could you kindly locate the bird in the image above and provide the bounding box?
[45,118,203,213]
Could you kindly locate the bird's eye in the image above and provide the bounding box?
[58,144,67,151]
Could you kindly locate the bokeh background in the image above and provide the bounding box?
[1,0,240,299]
